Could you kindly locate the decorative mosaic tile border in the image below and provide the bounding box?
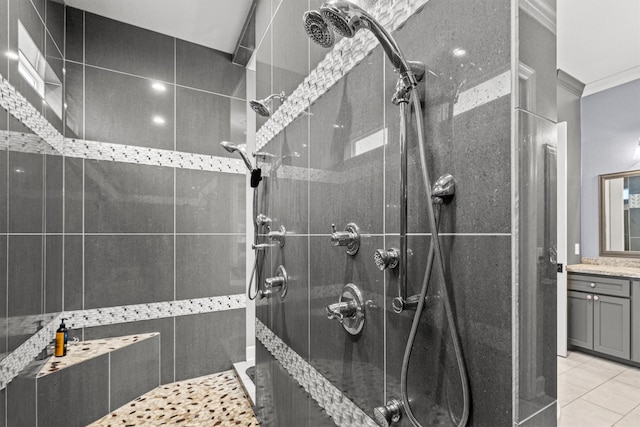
[0,313,64,389]
[0,294,246,390]
[255,319,377,427]
[0,75,245,174]
[255,0,430,151]
[0,75,65,153]
[65,294,246,329]
[62,138,246,174]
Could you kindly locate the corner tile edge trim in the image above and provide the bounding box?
[255,0,430,151]
[0,294,246,390]
[255,319,377,427]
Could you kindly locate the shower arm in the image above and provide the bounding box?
[357,11,425,95]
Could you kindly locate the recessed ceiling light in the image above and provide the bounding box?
[152,115,166,125]
[151,82,167,92]
[453,48,467,57]
[5,51,19,60]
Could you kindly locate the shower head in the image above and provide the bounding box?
[303,10,335,48]
[219,141,254,172]
[309,1,421,88]
[249,91,286,117]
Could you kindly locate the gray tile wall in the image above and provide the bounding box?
[254,0,556,426]
[58,4,247,384]
[1,2,248,425]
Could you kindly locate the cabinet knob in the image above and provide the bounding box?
[594,295,599,301]
[587,294,593,300]
[590,283,596,288]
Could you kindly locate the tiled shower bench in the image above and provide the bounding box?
[8,333,160,427]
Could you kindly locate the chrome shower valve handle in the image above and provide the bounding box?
[267,225,286,247]
[330,223,361,255]
[326,284,365,335]
[261,265,288,299]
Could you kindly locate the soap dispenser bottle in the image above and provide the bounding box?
[54,319,68,357]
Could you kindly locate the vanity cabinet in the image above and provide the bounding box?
[568,274,631,360]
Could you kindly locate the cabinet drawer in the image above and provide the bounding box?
[568,275,630,297]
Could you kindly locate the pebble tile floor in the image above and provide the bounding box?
[90,370,259,426]
[559,351,640,427]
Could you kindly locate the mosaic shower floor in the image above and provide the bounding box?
[90,370,259,426]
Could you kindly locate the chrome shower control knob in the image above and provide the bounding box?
[330,223,361,256]
[263,265,288,299]
[374,248,399,270]
[373,399,402,426]
[326,284,365,335]
[267,225,286,247]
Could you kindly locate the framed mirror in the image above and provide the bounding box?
[599,170,640,257]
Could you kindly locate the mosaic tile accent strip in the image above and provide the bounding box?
[0,130,60,155]
[0,74,65,153]
[63,138,246,174]
[36,333,159,378]
[255,0,430,151]
[0,313,64,390]
[629,194,640,209]
[90,370,258,426]
[255,319,378,427]
[0,75,245,174]
[0,295,246,391]
[65,294,246,329]
[452,70,511,116]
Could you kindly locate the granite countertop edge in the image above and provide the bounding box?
[567,264,640,279]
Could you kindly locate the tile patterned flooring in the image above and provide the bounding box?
[559,351,640,427]
[90,370,259,426]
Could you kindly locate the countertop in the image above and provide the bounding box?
[567,257,640,279]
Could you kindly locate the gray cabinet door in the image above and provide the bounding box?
[568,291,593,349]
[593,295,630,359]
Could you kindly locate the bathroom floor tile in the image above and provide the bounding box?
[90,370,258,426]
[614,404,640,427]
[581,379,640,415]
[614,366,640,388]
[558,398,623,427]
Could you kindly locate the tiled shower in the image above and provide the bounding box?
[0,0,250,425]
[0,0,559,426]
[252,0,557,426]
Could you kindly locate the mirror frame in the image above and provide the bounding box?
[599,170,640,257]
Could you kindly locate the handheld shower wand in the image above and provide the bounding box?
[303,2,470,426]
[249,91,286,117]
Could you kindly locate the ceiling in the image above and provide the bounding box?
[65,0,640,95]
[558,0,640,95]
[64,0,253,54]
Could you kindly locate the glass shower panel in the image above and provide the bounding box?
[517,111,558,422]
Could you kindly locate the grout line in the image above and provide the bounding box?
[34,375,38,427]
[158,334,161,386]
[5,0,10,398]
[108,352,111,411]
[81,9,86,339]
[42,153,46,315]
[381,40,387,404]
[62,59,246,102]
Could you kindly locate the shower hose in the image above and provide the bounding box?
[247,187,261,301]
[399,88,471,427]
